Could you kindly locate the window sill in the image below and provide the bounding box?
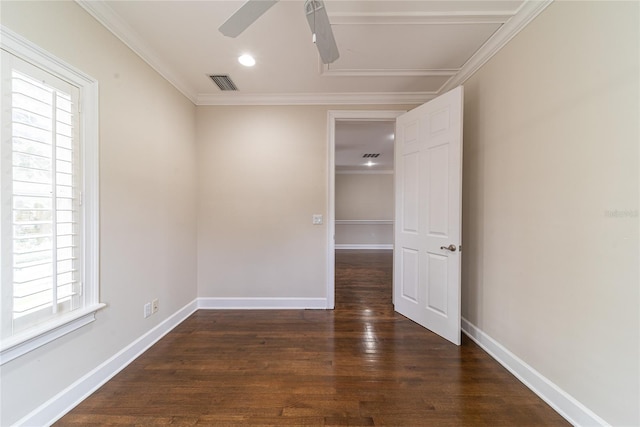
[0,303,106,365]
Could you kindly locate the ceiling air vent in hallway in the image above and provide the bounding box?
[209,75,238,91]
[362,153,380,158]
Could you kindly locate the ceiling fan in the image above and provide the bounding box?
[219,0,340,64]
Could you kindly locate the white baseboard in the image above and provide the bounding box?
[17,299,199,427]
[335,244,393,250]
[197,297,328,310]
[461,317,609,427]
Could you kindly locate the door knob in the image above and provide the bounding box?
[440,244,457,252]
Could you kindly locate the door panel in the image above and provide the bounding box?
[428,143,450,235]
[393,86,463,345]
[401,248,419,302]
[427,252,448,315]
[402,152,420,233]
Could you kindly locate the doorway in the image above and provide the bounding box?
[326,110,406,309]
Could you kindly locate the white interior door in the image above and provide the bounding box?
[393,86,463,345]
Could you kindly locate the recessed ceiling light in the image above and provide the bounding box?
[238,54,256,67]
[365,161,376,167]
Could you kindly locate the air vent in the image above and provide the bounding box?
[209,75,238,91]
[362,153,380,158]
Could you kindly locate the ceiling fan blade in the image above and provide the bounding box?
[304,0,340,64]
[219,0,278,38]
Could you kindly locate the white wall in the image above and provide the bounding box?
[335,173,394,219]
[196,105,327,299]
[462,1,639,425]
[196,106,412,300]
[0,2,198,425]
[335,222,393,246]
[335,173,394,246]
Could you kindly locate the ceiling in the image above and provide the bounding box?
[335,121,395,173]
[77,0,551,106]
[75,0,550,170]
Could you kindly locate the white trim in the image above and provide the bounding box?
[1,26,96,87]
[1,26,102,363]
[14,299,199,427]
[440,0,553,93]
[328,11,515,25]
[322,69,457,78]
[335,220,394,225]
[197,297,327,310]
[336,244,393,250]
[329,110,408,121]
[322,10,514,80]
[74,0,196,103]
[327,113,336,309]
[327,110,405,311]
[461,317,609,427]
[336,169,394,175]
[196,92,434,106]
[81,64,100,312]
[0,304,106,365]
[329,10,514,25]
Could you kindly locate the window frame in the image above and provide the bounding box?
[0,26,103,365]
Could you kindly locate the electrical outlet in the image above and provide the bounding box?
[144,302,152,318]
[152,298,159,314]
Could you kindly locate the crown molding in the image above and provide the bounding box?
[196,92,434,106]
[440,0,553,93]
[321,68,457,78]
[329,11,513,25]
[74,0,197,104]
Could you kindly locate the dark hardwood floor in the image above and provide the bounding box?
[55,250,568,426]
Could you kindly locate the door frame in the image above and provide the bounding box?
[326,110,407,309]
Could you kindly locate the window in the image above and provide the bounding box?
[1,27,102,364]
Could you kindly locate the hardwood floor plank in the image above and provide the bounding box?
[55,250,568,426]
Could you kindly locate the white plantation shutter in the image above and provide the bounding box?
[7,64,82,333]
[1,31,101,362]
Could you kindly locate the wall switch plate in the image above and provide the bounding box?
[312,214,323,225]
[152,298,159,314]
[144,303,152,318]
